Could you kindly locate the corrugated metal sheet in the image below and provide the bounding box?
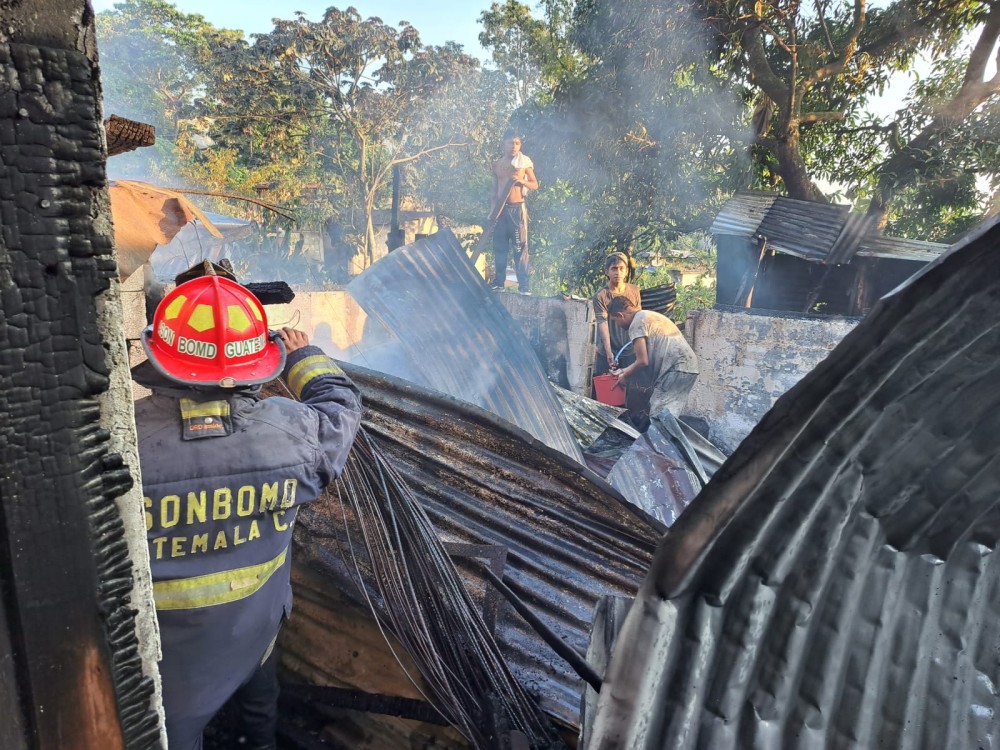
[344,229,584,463]
[586,215,1000,749]
[638,284,676,317]
[712,192,948,264]
[293,364,662,730]
[756,198,850,262]
[552,383,637,450]
[857,233,947,262]
[709,191,776,238]
[606,413,708,527]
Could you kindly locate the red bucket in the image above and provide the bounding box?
[593,373,626,407]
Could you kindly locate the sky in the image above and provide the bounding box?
[90,0,495,58]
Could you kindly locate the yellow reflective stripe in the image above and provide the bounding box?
[286,355,342,398]
[179,398,231,420]
[153,548,287,611]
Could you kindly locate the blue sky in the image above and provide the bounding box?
[90,0,495,58]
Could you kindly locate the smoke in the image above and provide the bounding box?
[516,0,751,293]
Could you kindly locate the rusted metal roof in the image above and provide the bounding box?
[856,233,948,262]
[586,215,1000,749]
[345,229,584,463]
[712,191,948,265]
[709,191,776,238]
[293,364,662,730]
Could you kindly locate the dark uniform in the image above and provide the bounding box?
[134,346,362,750]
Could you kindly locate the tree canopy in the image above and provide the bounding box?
[95,0,1000,294]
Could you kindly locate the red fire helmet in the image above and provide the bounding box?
[142,275,286,388]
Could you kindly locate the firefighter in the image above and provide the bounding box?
[132,273,362,750]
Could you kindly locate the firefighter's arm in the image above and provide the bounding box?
[279,330,363,483]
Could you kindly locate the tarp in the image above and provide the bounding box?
[109,180,223,278]
[587,215,1000,749]
[148,214,254,280]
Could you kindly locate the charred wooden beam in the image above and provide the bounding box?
[104,114,155,157]
[0,4,161,748]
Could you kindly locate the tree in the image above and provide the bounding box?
[479,0,586,106]
[223,7,482,265]
[95,0,244,182]
[702,0,1000,226]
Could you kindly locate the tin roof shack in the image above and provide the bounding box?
[712,191,948,315]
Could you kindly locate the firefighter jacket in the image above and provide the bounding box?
[133,346,362,734]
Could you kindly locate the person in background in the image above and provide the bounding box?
[489,130,539,293]
[592,251,642,380]
[607,295,699,430]
[133,271,362,750]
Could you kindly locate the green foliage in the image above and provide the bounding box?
[94,0,1000,290]
[707,0,1000,225]
[884,174,985,242]
[479,0,586,106]
[217,8,486,263]
[633,232,717,324]
[96,0,244,181]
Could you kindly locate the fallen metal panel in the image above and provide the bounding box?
[345,229,584,463]
[605,413,708,527]
[293,364,663,730]
[587,215,1000,749]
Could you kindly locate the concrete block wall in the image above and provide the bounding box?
[685,307,859,453]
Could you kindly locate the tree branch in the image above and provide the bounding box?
[962,7,1000,92]
[754,134,779,151]
[742,26,790,105]
[858,0,968,59]
[159,188,297,221]
[799,110,846,124]
[388,141,469,168]
[805,0,865,86]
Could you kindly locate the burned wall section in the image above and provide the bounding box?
[685,306,859,453]
[0,7,162,748]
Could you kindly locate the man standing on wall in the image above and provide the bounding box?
[490,130,539,293]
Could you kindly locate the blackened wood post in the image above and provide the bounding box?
[0,2,163,748]
[388,163,405,251]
